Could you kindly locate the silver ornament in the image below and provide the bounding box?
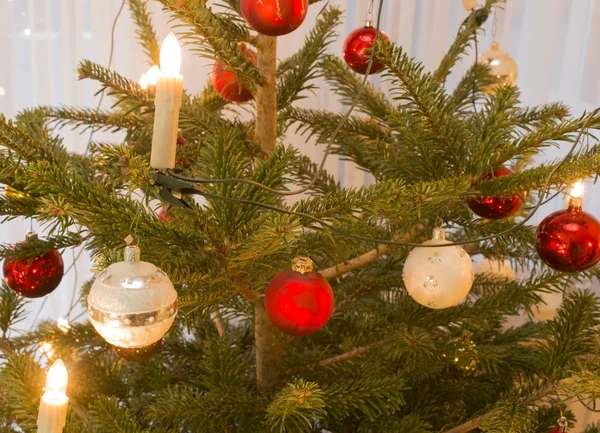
[88,245,177,348]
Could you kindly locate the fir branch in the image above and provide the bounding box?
[89,395,144,433]
[276,5,342,109]
[156,0,264,91]
[128,0,161,66]
[44,106,149,135]
[266,379,326,433]
[434,0,499,82]
[77,60,153,108]
[320,55,394,120]
[0,284,27,340]
[377,38,469,176]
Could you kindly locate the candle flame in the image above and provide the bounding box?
[571,180,584,198]
[57,318,71,333]
[139,73,148,90]
[45,359,68,395]
[160,33,181,78]
[40,342,55,359]
[146,65,160,85]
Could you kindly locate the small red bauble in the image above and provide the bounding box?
[176,137,187,146]
[536,197,600,272]
[113,339,162,362]
[342,23,388,75]
[467,167,522,219]
[212,45,256,103]
[3,231,64,298]
[264,257,334,336]
[158,206,174,222]
[241,0,308,37]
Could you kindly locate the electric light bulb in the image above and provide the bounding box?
[571,180,584,198]
[57,317,71,333]
[146,65,160,85]
[139,73,148,90]
[159,33,181,78]
[45,359,68,396]
[40,342,55,359]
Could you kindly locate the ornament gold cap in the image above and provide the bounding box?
[25,229,38,241]
[124,245,141,264]
[432,227,446,240]
[365,19,374,28]
[490,41,499,51]
[292,256,314,274]
[568,196,583,212]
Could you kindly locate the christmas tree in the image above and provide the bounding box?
[1,0,600,432]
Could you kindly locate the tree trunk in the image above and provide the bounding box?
[254,34,282,393]
[255,304,283,393]
[255,34,278,154]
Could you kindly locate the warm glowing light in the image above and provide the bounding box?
[40,342,55,359]
[45,359,68,396]
[159,33,181,78]
[139,73,148,90]
[146,65,160,85]
[57,318,71,333]
[23,28,31,36]
[571,180,584,198]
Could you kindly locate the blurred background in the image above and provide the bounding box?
[0,0,599,426]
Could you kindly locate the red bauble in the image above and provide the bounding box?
[177,137,187,146]
[113,339,162,362]
[467,167,522,219]
[536,198,600,272]
[158,206,174,222]
[3,233,64,298]
[264,257,334,336]
[241,0,308,37]
[212,45,256,103]
[342,24,388,75]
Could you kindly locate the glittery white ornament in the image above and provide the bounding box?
[402,228,474,309]
[479,42,518,93]
[88,245,177,348]
[475,258,516,281]
[532,290,563,321]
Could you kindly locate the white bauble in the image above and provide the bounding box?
[88,245,177,348]
[479,42,518,93]
[475,258,516,282]
[402,228,474,309]
[532,290,563,321]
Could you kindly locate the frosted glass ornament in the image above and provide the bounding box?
[475,258,516,281]
[532,290,563,321]
[479,42,518,93]
[403,228,474,309]
[88,245,177,348]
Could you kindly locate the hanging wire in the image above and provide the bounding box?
[491,5,498,42]
[184,107,599,248]
[472,25,479,113]
[84,0,127,156]
[166,0,387,197]
[365,0,375,22]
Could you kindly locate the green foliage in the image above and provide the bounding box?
[267,379,326,433]
[128,0,161,67]
[1,0,600,432]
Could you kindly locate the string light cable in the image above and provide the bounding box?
[154,0,600,248]
[176,107,599,248]
[165,0,386,197]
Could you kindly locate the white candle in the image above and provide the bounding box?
[150,33,184,170]
[37,359,69,433]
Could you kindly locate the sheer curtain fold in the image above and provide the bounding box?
[0,1,599,424]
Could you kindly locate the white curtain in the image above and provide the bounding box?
[0,0,599,426]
